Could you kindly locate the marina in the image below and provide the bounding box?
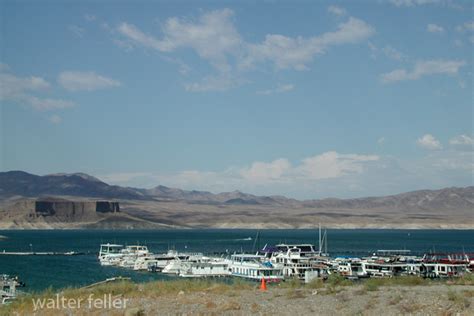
[93,228,473,284]
[0,229,473,293]
[95,242,473,283]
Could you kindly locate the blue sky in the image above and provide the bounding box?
[1,0,473,199]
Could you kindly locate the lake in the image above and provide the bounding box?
[0,229,472,291]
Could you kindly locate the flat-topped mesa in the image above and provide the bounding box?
[34,200,119,218]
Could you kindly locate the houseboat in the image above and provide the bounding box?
[98,243,124,266]
[420,253,469,278]
[229,254,282,282]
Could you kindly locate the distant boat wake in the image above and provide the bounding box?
[234,237,252,241]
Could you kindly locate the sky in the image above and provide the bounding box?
[0,0,473,199]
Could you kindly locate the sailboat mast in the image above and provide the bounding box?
[318,223,322,254]
[325,229,328,254]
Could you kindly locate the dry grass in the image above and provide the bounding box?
[0,279,252,315]
[305,278,325,289]
[205,301,217,309]
[220,300,241,311]
[286,289,307,299]
[447,289,471,309]
[451,273,474,285]
[463,289,474,298]
[388,294,403,305]
[399,301,423,313]
[2,275,474,315]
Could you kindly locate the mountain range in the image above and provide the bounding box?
[0,170,473,229]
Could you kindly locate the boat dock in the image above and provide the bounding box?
[0,251,85,256]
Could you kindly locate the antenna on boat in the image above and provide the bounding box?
[318,223,322,255]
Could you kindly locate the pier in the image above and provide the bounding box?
[0,251,85,256]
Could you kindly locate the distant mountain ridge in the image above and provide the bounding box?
[0,170,473,212]
[0,171,146,200]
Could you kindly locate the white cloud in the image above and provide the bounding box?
[382,46,405,61]
[257,83,294,95]
[99,150,472,199]
[449,135,474,148]
[389,0,440,7]
[25,96,74,110]
[117,22,175,52]
[49,114,62,124]
[58,71,121,91]
[115,10,374,90]
[427,23,444,33]
[0,73,50,99]
[381,59,466,83]
[68,25,85,38]
[328,5,347,16]
[240,158,291,183]
[367,43,406,61]
[0,71,74,110]
[184,74,242,92]
[296,151,379,180]
[368,42,378,59]
[417,134,442,150]
[118,9,241,73]
[245,17,375,71]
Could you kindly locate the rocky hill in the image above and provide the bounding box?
[0,171,472,229]
[0,171,146,200]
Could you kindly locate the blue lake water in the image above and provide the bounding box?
[0,229,472,291]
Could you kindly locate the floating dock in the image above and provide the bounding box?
[0,251,85,256]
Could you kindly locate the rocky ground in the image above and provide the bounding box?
[121,285,474,316]
[4,283,473,316]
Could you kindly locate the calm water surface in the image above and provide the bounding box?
[0,229,472,291]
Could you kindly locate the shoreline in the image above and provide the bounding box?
[2,276,473,315]
[0,225,473,230]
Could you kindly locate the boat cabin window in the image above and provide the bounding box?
[298,246,314,252]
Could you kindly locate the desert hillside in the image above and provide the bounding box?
[0,171,472,229]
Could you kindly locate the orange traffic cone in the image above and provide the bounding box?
[260,277,267,291]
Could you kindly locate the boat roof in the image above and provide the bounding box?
[231,254,263,258]
[276,243,315,247]
[100,243,123,247]
[376,249,411,254]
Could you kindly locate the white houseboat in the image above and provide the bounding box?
[270,244,327,281]
[229,254,282,282]
[98,243,124,266]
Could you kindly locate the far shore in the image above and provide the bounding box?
[0,224,473,230]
